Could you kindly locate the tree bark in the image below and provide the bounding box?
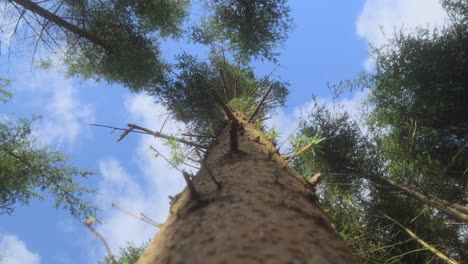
[138,112,356,263]
[373,174,468,223]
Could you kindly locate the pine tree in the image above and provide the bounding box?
[2,1,357,262]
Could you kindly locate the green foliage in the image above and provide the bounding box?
[118,0,189,38]
[227,97,256,115]
[294,99,465,263]
[4,0,293,92]
[290,131,325,158]
[64,1,169,92]
[0,79,12,103]
[158,52,289,140]
[318,186,395,263]
[265,125,280,142]
[0,112,97,220]
[165,138,184,167]
[99,241,150,264]
[293,4,468,258]
[192,0,293,62]
[365,0,468,207]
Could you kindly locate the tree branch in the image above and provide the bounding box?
[248,84,273,122]
[10,0,113,52]
[90,123,209,149]
[278,122,301,152]
[111,203,160,228]
[247,64,280,97]
[380,213,459,264]
[281,138,318,169]
[182,171,200,200]
[83,220,117,264]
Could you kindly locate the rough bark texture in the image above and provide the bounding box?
[138,112,356,263]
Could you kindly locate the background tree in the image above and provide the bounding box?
[294,1,467,262]
[99,241,149,264]
[0,81,97,220]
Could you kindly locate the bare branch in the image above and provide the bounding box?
[83,221,117,264]
[204,162,221,189]
[219,68,230,102]
[159,114,170,133]
[247,64,280,97]
[10,0,112,52]
[381,213,459,264]
[278,122,301,152]
[182,171,200,200]
[248,84,273,122]
[281,138,318,169]
[141,213,161,227]
[149,145,182,173]
[229,120,239,152]
[111,203,160,228]
[91,123,209,149]
[308,173,322,186]
[116,126,134,142]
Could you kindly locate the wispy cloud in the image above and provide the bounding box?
[90,94,186,260]
[0,234,41,264]
[356,0,448,70]
[22,71,96,149]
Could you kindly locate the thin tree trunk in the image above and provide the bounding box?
[373,175,468,222]
[138,112,356,263]
[381,213,459,264]
[9,0,111,52]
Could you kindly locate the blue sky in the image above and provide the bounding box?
[0,1,449,263]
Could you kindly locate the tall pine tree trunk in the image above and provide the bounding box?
[138,112,355,263]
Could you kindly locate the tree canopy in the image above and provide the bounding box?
[294,1,467,262]
[0,81,97,220]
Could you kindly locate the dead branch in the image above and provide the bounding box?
[248,64,280,97]
[116,126,134,142]
[278,122,302,152]
[11,0,112,52]
[219,68,230,102]
[281,139,317,169]
[149,145,182,173]
[159,114,170,133]
[248,84,273,122]
[229,120,239,152]
[91,123,209,149]
[111,203,160,228]
[182,171,200,200]
[141,213,161,227]
[308,173,322,186]
[204,161,221,189]
[83,221,117,264]
[381,213,458,264]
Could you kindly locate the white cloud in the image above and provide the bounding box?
[0,234,41,264]
[90,94,186,260]
[356,0,448,70]
[26,72,95,148]
[267,90,370,149]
